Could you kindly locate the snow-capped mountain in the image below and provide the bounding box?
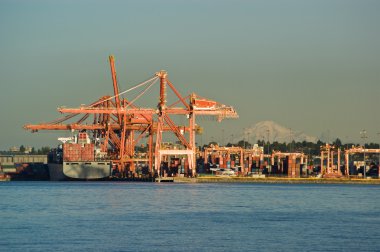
[243,121,318,143]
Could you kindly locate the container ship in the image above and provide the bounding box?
[48,132,111,181]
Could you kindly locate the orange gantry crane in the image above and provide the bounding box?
[203,145,244,170]
[345,146,380,177]
[203,144,269,175]
[320,144,343,178]
[24,56,238,177]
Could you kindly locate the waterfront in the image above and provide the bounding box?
[1,182,379,251]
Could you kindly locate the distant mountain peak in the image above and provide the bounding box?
[243,121,317,143]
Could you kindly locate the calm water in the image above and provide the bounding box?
[0,182,379,252]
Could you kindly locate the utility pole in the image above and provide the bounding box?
[360,129,367,179]
[243,128,246,149]
[222,128,225,146]
[247,132,251,148]
[289,128,293,152]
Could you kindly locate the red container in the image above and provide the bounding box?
[64,143,82,161]
[78,133,87,139]
[80,144,94,161]
[63,143,95,161]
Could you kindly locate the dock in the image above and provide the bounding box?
[172,176,380,184]
[155,177,174,183]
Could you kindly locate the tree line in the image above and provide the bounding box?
[1,145,51,155]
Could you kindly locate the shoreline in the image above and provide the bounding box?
[2,176,379,185]
[173,176,380,185]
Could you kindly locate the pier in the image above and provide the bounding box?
[155,177,174,183]
[173,176,380,185]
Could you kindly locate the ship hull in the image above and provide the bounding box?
[48,163,66,181]
[48,161,111,181]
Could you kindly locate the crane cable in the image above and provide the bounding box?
[89,75,159,107]
[124,77,159,109]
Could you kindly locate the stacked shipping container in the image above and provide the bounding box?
[287,158,301,178]
[81,143,94,161]
[63,143,94,162]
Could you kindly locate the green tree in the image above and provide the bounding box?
[257,140,264,146]
[237,140,250,148]
[333,138,342,147]
[19,145,25,153]
[209,141,218,146]
[40,146,51,154]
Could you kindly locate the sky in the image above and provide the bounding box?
[0,0,379,150]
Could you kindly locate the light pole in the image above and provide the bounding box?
[222,128,225,146]
[247,132,250,149]
[289,128,293,152]
[243,128,246,149]
[360,129,367,178]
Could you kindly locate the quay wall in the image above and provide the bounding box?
[0,155,47,165]
[173,176,380,185]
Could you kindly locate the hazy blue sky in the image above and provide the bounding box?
[0,0,379,149]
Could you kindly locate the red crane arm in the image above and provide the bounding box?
[109,55,122,124]
[24,122,191,132]
[58,107,156,115]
